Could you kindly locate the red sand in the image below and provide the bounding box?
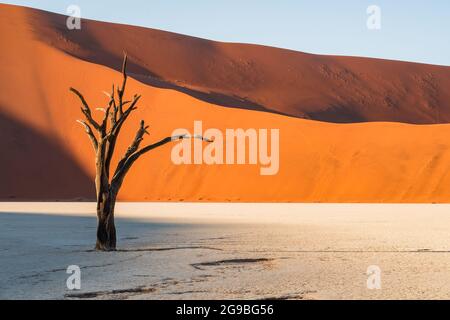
[1,4,450,202]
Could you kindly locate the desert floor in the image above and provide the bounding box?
[1,203,450,300]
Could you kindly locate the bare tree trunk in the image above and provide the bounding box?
[95,190,117,251]
[70,54,210,251]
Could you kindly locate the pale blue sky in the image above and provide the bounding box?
[2,0,450,66]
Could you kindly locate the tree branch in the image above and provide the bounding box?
[114,120,149,175]
[108,95,140,136]
[135,134,212,163]
[70,88,101,131]
[103,55,140,176]
[111,134,211,189]
[111,89,118,126]
[72,53,213,211]
[103,95,140,175]
[100,99,114,135]
[117,53,128,116]
[76,120,98,152]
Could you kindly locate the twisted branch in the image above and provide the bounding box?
[70,88,101,131]
[70,53,212,201]
[111,134,212,189]
[76,120,98,151]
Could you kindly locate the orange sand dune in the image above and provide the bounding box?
[6,4,450,124]
[1,4,450,202]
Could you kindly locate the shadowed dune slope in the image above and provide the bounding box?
[1,4,450,202]
[0,112,94,200]
[3,4,450,124]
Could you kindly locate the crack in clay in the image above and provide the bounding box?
[18,254,144,280]
[191,258,273,270]
[115,246,222,252]
[81,246,222,253]
[259,291,317,300]
[199,237,230,241]
[68,277,212,299]
[168,290,208,295]
[65,286,156,299]
[67,275,214,300]
[246,249,450,253]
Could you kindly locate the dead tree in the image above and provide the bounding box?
[70,54,209,251]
